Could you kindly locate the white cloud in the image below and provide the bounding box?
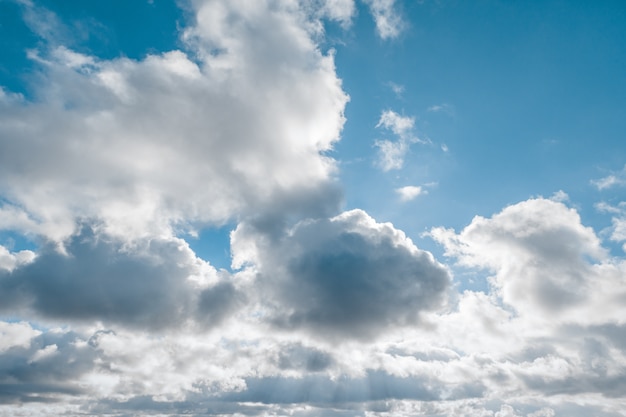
[375,138,409,170]
[318,0,356,26]
[0,0,348,245]
[363,0,405,40]
[374,110,425,171]
[430,198,626,326]
[377,109,414,136]
[396,185,425,201]
[591,165,626,190]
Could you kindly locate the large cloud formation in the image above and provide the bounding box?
[1,1,626,416]
[0,0,348,243]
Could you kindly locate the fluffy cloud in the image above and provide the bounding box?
[0,0,348,244]
[430,198,616,318]
[231,209,451,339]
[396,185,425,201]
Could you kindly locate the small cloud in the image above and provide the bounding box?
[377,109,414,136]
[363,0,405,40]
[550,190,569,203]
[591,165,626,190]
[318,0,356,27]
[375,139,408,171]
[441,144,449,152]
[396,185,426,202]
[594,201,625,214]
[388,81,405,97]
[374,110,424,171]
[427,103,454,115]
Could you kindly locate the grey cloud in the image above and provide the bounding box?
[0,224,241,330]
[233,209,451,339]
[0,329,96,404]
[276,343,334,372]
[95,370,483,415]
[197,281,245,327]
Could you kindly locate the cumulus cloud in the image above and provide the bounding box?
[363,0,405,40]
[231,209,451,339]
[3,1,626,416]
[430,198,626,325]
[0,0,348,244]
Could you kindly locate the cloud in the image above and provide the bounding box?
[0,326,97,404]
[591,165,626,190]
[317,0,356,27]
[0,0,349,244]
[231,209,451,339]
[430,198,626,325]
[396,185,426,201]
[363,0,405,40]
[389,81,405,95]
[0,224,240,331]
[374,110,425,171]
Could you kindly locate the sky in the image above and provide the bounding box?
[1,0,626,416]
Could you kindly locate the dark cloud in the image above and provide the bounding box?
[0,329,96,404]
[0,224,241,330]
[233,209,451,339]
[276,343,334,372]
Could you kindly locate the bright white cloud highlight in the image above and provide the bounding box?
[396,185,425,201]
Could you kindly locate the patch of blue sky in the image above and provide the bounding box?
[0,230,38,253]
[184,224,235,271]
[0,0,185,96]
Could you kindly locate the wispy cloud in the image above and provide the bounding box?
[363,0,405,40]
[374,110,426,171]
[591,165,626,190]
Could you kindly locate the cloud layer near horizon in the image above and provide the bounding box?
[1,1,626,417]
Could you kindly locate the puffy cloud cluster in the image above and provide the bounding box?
[1,1,626,416]
[430,197,626,323]
[0,0,348,244]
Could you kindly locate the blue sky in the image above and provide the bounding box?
[1,1,626,416]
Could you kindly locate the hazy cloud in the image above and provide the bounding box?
[363,0,405,40]
[591,165,626,190]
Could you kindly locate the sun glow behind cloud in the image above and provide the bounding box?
[1,1,626,417]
